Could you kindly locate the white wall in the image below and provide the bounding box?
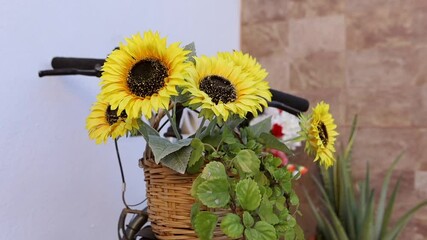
[0,1,240,239]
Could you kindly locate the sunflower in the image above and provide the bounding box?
[100,31,191,119]
[183,55,272,121]
[86,100,139,144]
[299,102,338,168]
[217,51,268,82]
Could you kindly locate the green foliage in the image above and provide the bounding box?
[190,122,304,240]
[220,213,244,239]
[236,179,262,211]
[308,116,427,240]
[194,211,218,240]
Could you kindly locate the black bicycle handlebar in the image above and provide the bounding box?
[52,57,105,70]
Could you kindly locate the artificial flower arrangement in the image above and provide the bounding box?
[86,31,339,240]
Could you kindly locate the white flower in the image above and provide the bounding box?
[250,107,302,150]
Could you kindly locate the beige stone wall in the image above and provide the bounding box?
[241,0,427,238]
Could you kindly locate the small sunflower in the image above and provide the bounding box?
[299,102,338,168]
[86,100,139,144]
[183,55,271,121]
[100,31,191,119]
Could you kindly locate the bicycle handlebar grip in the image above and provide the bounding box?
[51,57,105,70]
[270,89,309,112]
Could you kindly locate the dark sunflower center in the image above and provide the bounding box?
[106,106,127,125]
[199,75,237,104]
[317,121,329,147]
[127,59,168,97]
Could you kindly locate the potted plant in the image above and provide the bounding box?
[307,117,427,240]
[86,31,339,240]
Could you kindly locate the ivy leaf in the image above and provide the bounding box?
[189,138,204,167]
[159,145,192,174]
[243,211,254,228]
[194,211,218,240]
[148,136,191,164]
[275,196,286,211]
[244,221,277,240]
[259,132,292,155]
[254,173,269,187]
[201,161,228,180]
[233,150,260,177]
[247,117,271,137]
[258,196,280,225]
[290,191,299,205]
[191,175,204,197]
[294,224,305,240]
[197,178,230,208]
[222,126,237,144]
[236,179,261,211]
[220,213,244,239]
[190,202,201,227]
[186,156,204,174]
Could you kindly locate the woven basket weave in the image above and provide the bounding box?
[143,159,231,240]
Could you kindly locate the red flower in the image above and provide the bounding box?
[287,164,296,172]
[271,123,284,138]
[298,166,308,175]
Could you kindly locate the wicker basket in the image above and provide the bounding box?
[143,159,231,240]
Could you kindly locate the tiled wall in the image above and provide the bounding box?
[241,0,427,238]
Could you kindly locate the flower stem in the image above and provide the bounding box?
[195,117,207,138]
[164,103,181,140]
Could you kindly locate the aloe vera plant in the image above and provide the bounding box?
[308,116,427,240]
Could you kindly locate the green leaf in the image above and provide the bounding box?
[171,87,190,103]
[186,156,204,174]
[224,116,245,130]
[159,145,193,174]
[197,178,230,208]
[201,161,228,180]
[191,175,204,198]
[384,200,427,240]
[243,211,254,228]
[375,153,402,239]
[233,149,260,177]
[222,125,238,144]
[135,119,159,141]
[200,117,218,140]
[194,211,218,240]
[294,224,305,240]
[259,132,292,155]
[148,136,191,164]
[275,196,286,211]
[190,202,201,226]
[220,213,244,239]
[258,196,280,225]
[247,117,271,137]
[183,42,197,64]
[188,138,204,167]
[254,172,269,186]
[244,221,277,240]
[236,179,261,211]
[290,191,299,206]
